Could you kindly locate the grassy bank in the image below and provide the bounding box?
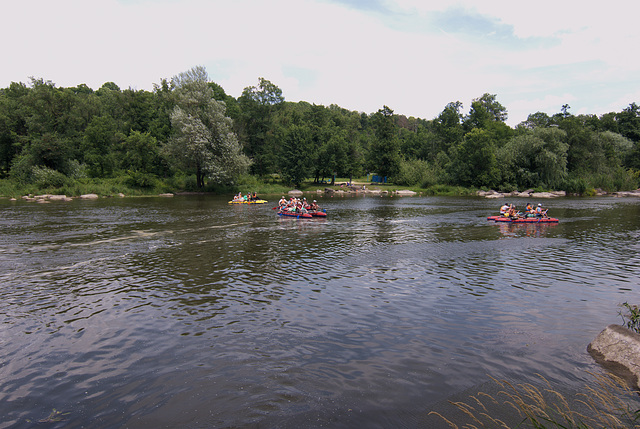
[0,174,536,199]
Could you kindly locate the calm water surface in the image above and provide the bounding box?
[0,194,639,428]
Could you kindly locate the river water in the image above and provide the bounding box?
[0,194,638,428]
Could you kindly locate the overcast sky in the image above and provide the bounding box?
[3,0,639,126]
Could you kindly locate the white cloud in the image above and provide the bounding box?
[1,0,639,126]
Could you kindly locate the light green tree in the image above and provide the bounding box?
[447,128,500,188]
[166,66,250,188]
[500,127,569,189]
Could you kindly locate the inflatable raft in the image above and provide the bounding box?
[309,210,327,218]
[277,210,312,218]
[228,199,268,204]
[487,215,559,223]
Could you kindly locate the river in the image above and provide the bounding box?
[0,194,638,428]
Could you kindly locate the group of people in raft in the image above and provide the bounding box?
[500,202,549,219]
[278,196,321,214]
[232,192,260,202]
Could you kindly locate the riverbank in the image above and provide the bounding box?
[478,188,640,199]
[3,174,640,201]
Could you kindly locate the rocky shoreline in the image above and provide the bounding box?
[289,187,419,197]
[9,193,123,203]
[478,189,640,199]
[9,187,640,203]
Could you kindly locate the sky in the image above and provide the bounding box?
[2,0,640,126]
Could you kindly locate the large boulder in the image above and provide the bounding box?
[288,189,303,197]
[614,190,640,197]
[395,190,417,196]
[588,324,640,388]
[32,194,72,201]
[478,190,505,199]
[530,192,558,199]
[48,195,72,201]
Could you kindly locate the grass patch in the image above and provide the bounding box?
[429,372,640,428]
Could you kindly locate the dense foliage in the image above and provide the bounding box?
[1,66,639,195]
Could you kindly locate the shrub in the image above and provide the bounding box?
[32,166,68,188]
[124,171,158,189]
[395,159,430,187]
[612,168,639,191]
[9,154,35,184]
[183,175,199,192]
[67,159,88,180]
[562,177,588,195]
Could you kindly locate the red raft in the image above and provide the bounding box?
[277,210,312,219]
[487,215,559,223]
[308,210,327,218]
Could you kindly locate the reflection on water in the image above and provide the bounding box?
[495,221,559,238]
[0,195,639,428]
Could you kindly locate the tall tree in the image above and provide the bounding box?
[237,77,284,176]
[519,112,552,130]
[369,106,401,178]
[464,93,508,131]
[616,103,640,142]
[82,116,118,177]
[280,124,312,188]
[447,128,500,188]
[165,66,249,188]
[500,127,569,189]
[0,82,29,176]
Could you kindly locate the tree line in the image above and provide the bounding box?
[1,65,639,195]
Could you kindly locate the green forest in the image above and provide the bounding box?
[1,65,639,197]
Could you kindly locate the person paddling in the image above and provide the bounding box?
[507,205,521,219]
[535,203,549,218]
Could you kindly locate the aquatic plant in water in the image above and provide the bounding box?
[619,302,640,334]
[38,409,70,423]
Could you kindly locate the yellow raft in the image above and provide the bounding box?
[228,199,268,205]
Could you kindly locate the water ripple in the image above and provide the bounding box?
[0,196,639,427]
